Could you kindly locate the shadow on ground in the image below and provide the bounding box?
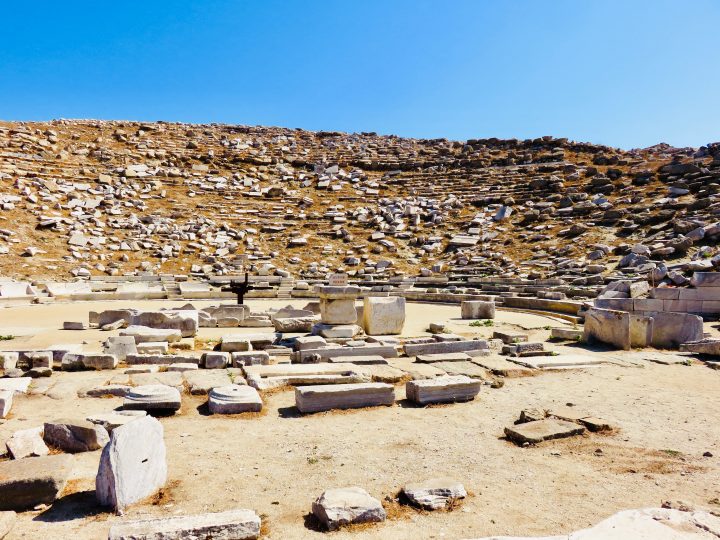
[33,490,108,523]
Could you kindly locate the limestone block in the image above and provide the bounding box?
[96,416,167,512]
[504,418,585,445]
[404,340,489,357]
[123,384,181,412]
[231,351,270,367]
[582,308,631,350]
[362,296,405,335]
[104,336,137,362]
[649,311,703,348]
[549,328,582,340]
[25,351,52,369]
[461,300,495,320]
[415,352,472,363]
[295,382,394,413]
[273,316,318,333]
[0,454,74,511]
[293,335,326,351]
[680,338,720,356]
[183,370,233,395]
[136,342,168,355]
[203,352,230,369]
[6,427,49,459]
[126,354,199,366]
[312,487,386,531]
[466,507,720,539]
[208,385,262,414]
[108,509,261,540]
[0,390,12,418]
[43,419,110,453]
[294,345,397,363]
[402,478,467,510]
[320,298,358,325]
[166,363,198,372]
[314,323,362,339]
[63,321,86,330]
[0,378,31,394]
[691,272,720,287]
[120,326,182,344]
[0,352,18,370]
[98,309,198,337]
[327,355,388,365]
[406,375,481,405]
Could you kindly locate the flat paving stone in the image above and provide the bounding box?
[328,355,388,365]
[511,355,609,370]
[366,364,408,383]
[432,361,490,380]
[130,372,183,390]
[402,363,447,380]
[415,352,472,363]
[471,356,535,377]
[183,370,232,395]
[504,418,585,445]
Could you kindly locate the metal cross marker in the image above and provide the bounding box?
[221,272,272,305]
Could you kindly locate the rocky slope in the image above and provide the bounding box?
[0,119,718,284]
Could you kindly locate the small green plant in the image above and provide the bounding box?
[0,335,14,341]
[662,449,682,457]
[307,457,319,465]
[469,319,494,327]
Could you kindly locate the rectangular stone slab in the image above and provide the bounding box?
[294,345,397,363]
[249,373,371,390]
[415,352,472,363]
[0,378,32,394]
[126,354,200,366]
[108,509,261,540]
[471,356,535,377]
[244,363,369,379]
[403,363,447,380]
[295,382,395,413]
[404,340,488,357]
[328,355,388,365]
[432,361,490,380]
[406,375,481,405]
[504,419,585,445]
[510,355,608,369]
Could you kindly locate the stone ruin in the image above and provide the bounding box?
[1,120,720,538]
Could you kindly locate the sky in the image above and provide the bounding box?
[1,1,719,149]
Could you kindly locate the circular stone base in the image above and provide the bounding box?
[123,384,181,412]
[208,384,263,414]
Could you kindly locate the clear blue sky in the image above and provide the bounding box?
[2,1,719,149]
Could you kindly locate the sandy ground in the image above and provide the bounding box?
[1,299,719,539]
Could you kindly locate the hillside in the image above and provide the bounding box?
[0,119,718,284]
